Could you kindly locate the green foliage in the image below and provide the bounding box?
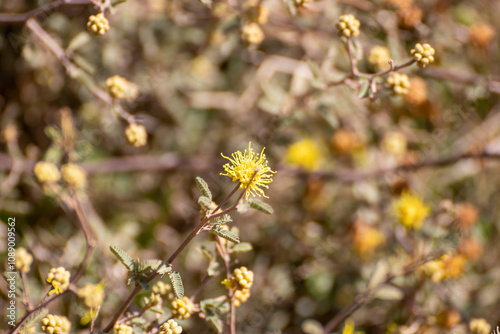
[208,214,232,225]
[20,308,48,333]
[200,299,228,333]
[110,245,135,271]
[167,271,185,299]
[195,177,213,201]
[198,196,212,210]
[247,198,274,214]
[211,225,240,244]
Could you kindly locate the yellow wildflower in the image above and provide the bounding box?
[34,162,61,183]
[352,220,385,257]
[46,267,71,295]
[78,283,105,308]
[61,163,87,189]
[285,138,323,171]
[125,123,147,147]
[15,247,33,273]
[392,192,430,230]
[171,296,195,320]
[221,142,276,199]
[470,318,491,334]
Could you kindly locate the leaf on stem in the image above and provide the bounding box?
[195,177,212,201]
[211,225,240,244]
[110,245,135,271]
[168,271,185,299]
[208,214,232,225]
[198,196,212,210]
[247,198,274,214]
[20,307,49,333]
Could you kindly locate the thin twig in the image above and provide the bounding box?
[0,0,92,24]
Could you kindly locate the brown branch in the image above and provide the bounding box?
[0,0,92,24]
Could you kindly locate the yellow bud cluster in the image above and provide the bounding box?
[234,288,251,307]
[469,318,492,334]
[171,296,195,320]
[125,124,147,147]
[61,163,87,189]
[381,131,407,157]
[15,247,33,273]
[87,13,110,36]
[241,23,265,46]
[233,266,254,289]
[336,14,361,38]
[34,162,61,184]
[152,281,175,300]
[46,267,71,295]
[387,73,411,95]
[159,319,183,334]
[40,314,71,334]
[143,292,162,308]
[105,75,138,100]
[113,324,133,334]
[410,43,435,68]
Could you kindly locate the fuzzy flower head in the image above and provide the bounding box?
[221,142,276,199]
[34,162,61,184]
[61,163,87,189]
[392,192,430,230]
[78,283,105,308]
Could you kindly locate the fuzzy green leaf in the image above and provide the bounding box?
[208,214,232,225]
[168,271,184,299]
[247,199,274,214]
[198,196,212,210]
[231,242,253,253]
[20,307,48,333]
[211,226,240,244]
[138,260,162,273]
[157,263,172,276]
[195,177,212,200]
[110,245,135,271]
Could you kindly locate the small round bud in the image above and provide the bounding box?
[61,163,87,189]
[410,43,435,68]
[159,319,183,334]
[234,288,251,307]
[336,14,360,38]
[34,162,61,184]
[241,23,265,45]
[152,281,175,300]
[87,13,110,36]
[15,247,33,273]
[125,124,147,147]
[105,75,138,100]
[387,72,411,95]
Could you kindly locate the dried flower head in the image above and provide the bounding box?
[331,129,361,154]
[410,43,435,68]
[15,247,33,273]
[336,14,361,38]
[469,23,495,49]
[285,138,323,171]
[221,142,276,199]
[241,23,265,45]
[61,163,87,189]
[125,123,147,147]
[392,192,430,230]
[34,162,61,184]
[387,73,411,95]
[46,267,71,295]
[87,13,110,36]
[352,220,385,257]
[159,319,183,334]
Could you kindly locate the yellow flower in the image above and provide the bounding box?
[353,221,385,257]
[470,318,491,334]
[285,138,323,171]
[61,163,87,189]
[40,314,71,334]
[34,162,61,183]
[336,14,361,38]
[78,283,105,308]
[410,43,435,68]
[381,131,407,157]
[114,324,133,334]
[125,124,147,147]
[221,142,276,199]
[241,23,265,45]
[159,319,183,334]
[392,192,430,230]
[368,46,391,70]
[171,296,195,320]
[87,13,110,36]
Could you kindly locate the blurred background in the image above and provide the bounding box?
[1,0,500,333]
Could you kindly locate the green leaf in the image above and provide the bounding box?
[138,260,162,273]
[138,279,150,290]
[168,271,184,299]
[211,226,240,244]
[157,263,172,276]
[358,80,371,98]
[207,258,221,276]
[20,307,48,333]
[231,242,253,253]
[208,214,232,225]
[150,306,164,314]
[110,246,135,271]
[195,177,212,200]
[198,196,212,210]
[247,199,274,214]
